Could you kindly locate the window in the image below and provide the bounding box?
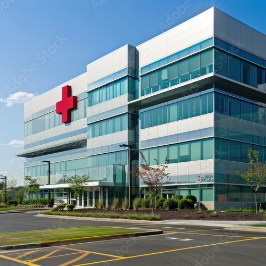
[215,93,228,115]
[228,97,241,119]
[202,139,213,159]
[191,141,201,161]
[168,64,178,86]
[88,114,129,139]
[215,49,228,77]
[189,54,200,79]
[241,101,252,122]
[168,103,178,123]
[179,58,189,83]
[201,49,213,75]
[168,144,178,163]
[229,56,241,82]
[158,146,168,164]
[149,148,158,165]
[179,143,190,162]
[242,62,251,85]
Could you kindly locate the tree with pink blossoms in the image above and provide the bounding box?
[132,151,170,214]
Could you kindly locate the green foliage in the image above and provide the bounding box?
[67,174,90,199]
[22,198,49,205]
[51,203,67,211]
[184,214,189,219]
[122,198,128,210]
[97,200,105,209]
[25,176,40,199]
[224,208,255,213]
[43,211,161,221]
[197,208,203,214]
[185,194,197,204]
[211,211,218,217]
[264,212,266,220]
[173,194,183,201]
[67,204,75,211]
[111,198,119,210]
[156,198,166,209]
[133,198,142,211]
[163,198,178,210]
[179,199,194,209]
[0,203,8,208]
[140,198,150,208]
[8,200,18,206]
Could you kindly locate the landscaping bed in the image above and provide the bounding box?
[70,208,265,221]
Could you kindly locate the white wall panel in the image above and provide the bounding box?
[200,159,214,174]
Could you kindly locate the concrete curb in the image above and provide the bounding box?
[36,213,162,224]
[229,225,266,233]
[0,229,163,250]
[0,208,49,214]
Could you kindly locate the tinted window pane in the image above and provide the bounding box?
[179,143,190,162]
[241,101,252,122]
[202,139,213,159]
[228,56,241,81]
[215,49,228,77]
[191,141,201,161]
[228,97,241,119]
[168,144,178,163]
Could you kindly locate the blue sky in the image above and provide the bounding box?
[0,0,266,186]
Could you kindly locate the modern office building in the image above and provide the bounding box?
[18,7,266,210]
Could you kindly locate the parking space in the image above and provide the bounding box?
[1,228,266,265]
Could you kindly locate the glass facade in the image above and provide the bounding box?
[24,98,87,137]
[88,77,136,106]
[88,114,127,139]
[24,150,128,186]
[141,49,213,96]
[140,93,213,129]
[214,49,266,89]
[141,138,214,166]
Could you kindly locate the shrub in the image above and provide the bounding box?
[0,203,8,208]
[185,195,197,204]
[111,198,119,210]
[211,211,218,217]
[156,198,166,209]
[179,199,194,209]
[163,198,178,210]
[133,198,142,211]
[122,198,128,210]
[197,208,203,214]
[264,212,266,220]
[67,204,75,211]
[39,198,48,205]
[140,198,150,208]
[8,200,18,206]
[51,203,66,211]
[97,200,105,209]
[174,194,183,201]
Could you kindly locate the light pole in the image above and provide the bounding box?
[42,161,51,207]
[119,144,133,209]
[0,175,7,204]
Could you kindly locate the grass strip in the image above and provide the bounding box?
[43,211,161,221]
[0,226,137,246]
[0,207,17,212]
[251,224,266,227]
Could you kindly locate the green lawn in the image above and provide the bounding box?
[43,211,161,221]
[0,207,17,212]
[252,224,266,227]
[0,227,137,246]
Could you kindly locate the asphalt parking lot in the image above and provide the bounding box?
[0,212,266,265]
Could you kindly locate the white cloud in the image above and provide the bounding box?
[0,91,35,107]
[8,140,24,147]
[0,140,24,147]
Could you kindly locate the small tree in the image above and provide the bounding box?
[132,151,170,214]
[238,149,266,214]
[25,176,40,200]
[67,174,90,203]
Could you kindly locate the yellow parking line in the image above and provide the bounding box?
[75,237,266,265]
[60,252,90,266]
[48,252,84,259]
[0,254,38,266]
[62,246,123,258]
[28,248,61,262]
[16,250,37,259]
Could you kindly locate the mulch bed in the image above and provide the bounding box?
[72,208,265,221]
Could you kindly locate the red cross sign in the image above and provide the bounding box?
[56,85,77,123]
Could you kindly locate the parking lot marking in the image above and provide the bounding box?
[62,246,124,259]
[75,237,266,265]
[0,254,38,266]
[15,250,37,259]
[28,248,61,262]
[60,251,90,266]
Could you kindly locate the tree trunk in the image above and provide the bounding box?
[255,192,258,214]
